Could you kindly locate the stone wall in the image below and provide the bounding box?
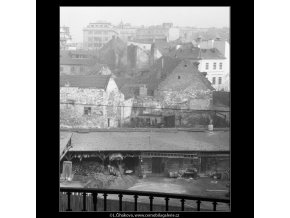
[60,80,125,128]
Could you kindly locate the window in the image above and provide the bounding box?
[213,63,217,70]
[178,76,181,79]
[67,99,75,105]
[212,77,216,84]
[94,30,102,34]
[88,37,93,42]
[70,66,75,72]
[89,31,93,34]
[205,63,209,70]
[84,107,91,115]
[219,62,223,70]
[218,77,222,84]
[108,118,110,127]
[80,66,84,72]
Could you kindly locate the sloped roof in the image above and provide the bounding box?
[60,132,72,157]
[68,130,229,152]
[168,47,226,60]
[60,75,111,89]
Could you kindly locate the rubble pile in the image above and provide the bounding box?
[72,161,104,177]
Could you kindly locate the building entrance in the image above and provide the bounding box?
[152,157,164,173]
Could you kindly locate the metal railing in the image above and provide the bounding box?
[60,187,230,212]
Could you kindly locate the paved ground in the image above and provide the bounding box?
[128,177,229,198]
[107,177,230,211]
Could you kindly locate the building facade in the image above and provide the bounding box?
[167,46,228,91]
[198,39,230,91]
[60,75,129,128]
[136,23,180,42]
[60,50,110,76]
[60,26,72,50]
[83,21,119,50]
[114,22,138,42]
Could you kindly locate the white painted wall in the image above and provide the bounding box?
[198,59,228,91]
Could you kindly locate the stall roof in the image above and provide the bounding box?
[68,131,229,152]
[60,132,73,157]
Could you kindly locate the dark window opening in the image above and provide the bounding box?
[178,76,181,79]
[84,107,91,115]
[218,77,222,84]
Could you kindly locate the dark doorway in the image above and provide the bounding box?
[164,115,175,127]
[152,157,163,173]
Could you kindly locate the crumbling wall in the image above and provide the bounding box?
[60,86,124,128]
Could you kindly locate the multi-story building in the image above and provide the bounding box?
[198,38,230,91]
[83,21,119,50]
[167,45,227,91]
[114,21,138,42]
[60,26,72,50]
[136,23,180,42]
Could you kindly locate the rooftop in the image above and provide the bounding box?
[65,130,229,152]
[168,47,226,60]
[60,75,111,89]
[60,132,72,157]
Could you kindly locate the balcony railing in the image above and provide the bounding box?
[60,187,230,212]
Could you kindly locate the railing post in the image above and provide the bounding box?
[181,199,185,211]
[103,193,108,211]
[82,192,87,211]
[149,196,154,211]
[118,194,123,211]
[213,201,217,211]
[66,192,72,211]
[196,200,201,211]
[134,195,138,211]
[165,197,169,211]
[92,193,98,211]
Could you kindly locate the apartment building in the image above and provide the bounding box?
[83,21,119,50]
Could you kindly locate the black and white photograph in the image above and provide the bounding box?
[59,6,230,212]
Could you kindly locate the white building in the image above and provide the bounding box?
[168,46,228,91]
[83,21,119,50]
[198,39,230,91]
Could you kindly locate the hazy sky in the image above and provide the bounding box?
[60,7,230,42]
